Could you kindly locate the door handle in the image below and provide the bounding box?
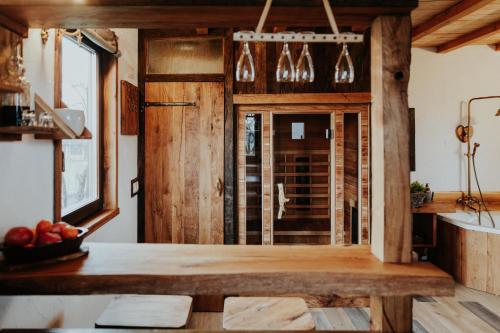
[217,178,223,197]
[277,183,290,220]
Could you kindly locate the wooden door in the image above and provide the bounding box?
[145,82,224,244]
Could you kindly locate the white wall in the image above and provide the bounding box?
[409,46,500,192]
[0,28,138,328]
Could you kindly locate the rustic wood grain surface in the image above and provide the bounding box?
[0,243,453,297]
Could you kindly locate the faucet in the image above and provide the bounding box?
[456,96,500,211]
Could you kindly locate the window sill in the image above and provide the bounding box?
[78,208,120,236]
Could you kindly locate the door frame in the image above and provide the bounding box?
[236,103,370,245]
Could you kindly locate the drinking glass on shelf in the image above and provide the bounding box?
[38,112,54,128]
[276,32,295,83]
[335,43,354,84]
[22,109,35,126]
[295,32,315,83]
[236,35,255,82]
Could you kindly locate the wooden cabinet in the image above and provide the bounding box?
[144,82,224,244]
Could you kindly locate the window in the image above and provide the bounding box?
[146,37,223,74]
[59,36,103,224]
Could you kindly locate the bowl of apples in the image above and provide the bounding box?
[1,220,88,264]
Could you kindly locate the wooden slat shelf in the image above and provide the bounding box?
[412,202,456,214]
[0,126,92,141]
[0,82,23,93]
[0,243,454,297]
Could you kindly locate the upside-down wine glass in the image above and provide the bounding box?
[236,38,255,82]
[295,32,315,83]
[334,43,354,84]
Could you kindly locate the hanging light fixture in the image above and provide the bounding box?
[334,43,354,84]
[295,32,315,83]
[236,38,255,82]
[234,0,363,84]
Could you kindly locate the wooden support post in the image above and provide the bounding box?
[370,15,413,333]
[370,296,413,333]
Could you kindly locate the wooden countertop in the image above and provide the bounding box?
[0,243,453,297]
[412,202,457,214]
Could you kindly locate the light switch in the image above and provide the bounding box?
[131,177,140,197]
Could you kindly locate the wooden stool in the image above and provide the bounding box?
[96,295,193,329]
[223,297,315,331]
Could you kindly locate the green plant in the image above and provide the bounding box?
[410,181,426,193]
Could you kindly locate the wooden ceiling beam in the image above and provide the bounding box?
[0,2,417,31]
[412,0,496,42]
[0,0,418,7]
[437,20,500,53]
[496,43,500,51]
[0,12,28,37]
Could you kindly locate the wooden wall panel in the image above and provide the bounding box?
[462,228,488,291]
[435,220,500,296]
[120,80,139,135]
[262,112,272,245]
[237,112,247,244]
[487,233,500,295]
[144,82,224,244]
[360,109,370,244]
[334,111,344,244]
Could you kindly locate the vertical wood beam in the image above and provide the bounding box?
[370,296,413,333]
[370,15,413,333]
[335,111,345,244]
[262,112,272,245]
[224,29,236,244]
[370,15,412,263]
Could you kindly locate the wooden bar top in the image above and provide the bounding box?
[0,243,454,297]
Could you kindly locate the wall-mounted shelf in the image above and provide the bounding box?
[0,83,23,94]
[0,126,92,141]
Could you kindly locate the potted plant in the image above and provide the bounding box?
[410,181,427,208]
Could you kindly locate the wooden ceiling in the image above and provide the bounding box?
[0,1,418,37]
[412,0,500,52]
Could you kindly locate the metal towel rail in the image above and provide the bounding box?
[143,101,196,108]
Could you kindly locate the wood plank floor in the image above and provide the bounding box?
[188,284,500,332]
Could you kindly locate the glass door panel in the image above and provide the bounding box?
[273,114,332,245]
[244,114,263,244]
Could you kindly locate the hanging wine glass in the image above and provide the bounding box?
[276,32,295,82]
[236,37,255,82]
[335,43,354,84]
[295,32,315,83]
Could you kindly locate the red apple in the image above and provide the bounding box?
[4,227,34,247]
[61,226,79,240]
[36,219,52,234]
[51,222,69,234]
[36,232,62,246]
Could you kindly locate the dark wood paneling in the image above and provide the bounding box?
[1,2,417,32]
[223,29,236,244]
